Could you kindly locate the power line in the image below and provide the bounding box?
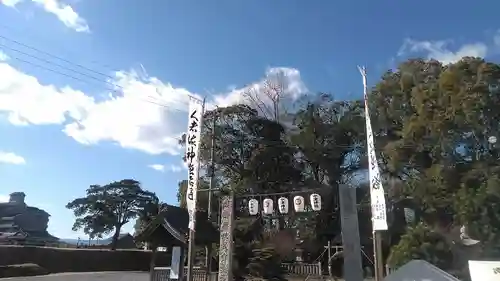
[0,34,379,118]
[0,33,114,80]
[0,23,118,73]
[1,46,117,88]
[0,32,194,111]
[0,44,189,113]
[6,54,187,112]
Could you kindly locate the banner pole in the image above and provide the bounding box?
[186,229,196,281]
[186,97,205,281]
[358,66,387,281]
[373,231,384,281]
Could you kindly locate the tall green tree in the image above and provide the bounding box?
[180,104,258,190]
[242,116,303,193]
[387,222,453,270]
[134,198,168,236]
[370,57,500,269]
[66,179,157,250]
[290,94,366,241]
[178,103,303,213]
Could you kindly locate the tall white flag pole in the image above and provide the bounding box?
[358,66,388,281]
[185,96,205,281]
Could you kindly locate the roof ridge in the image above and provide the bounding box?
[414,260,461,281]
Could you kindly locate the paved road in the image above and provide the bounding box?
[2,272,149,281]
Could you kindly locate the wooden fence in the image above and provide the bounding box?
[153,267,217,281]
[281,262,322,276]
[152,262,322,281]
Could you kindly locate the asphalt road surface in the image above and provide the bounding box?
[1,272,150,281]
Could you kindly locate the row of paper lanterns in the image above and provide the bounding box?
[248,194,322,215]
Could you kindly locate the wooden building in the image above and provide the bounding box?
[134,204,219,279]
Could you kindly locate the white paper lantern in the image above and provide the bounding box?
[278,197,289,214]
[263,198,274,215]
[293,195,305,212]
[248,199,259,216]
[310,193,322,211]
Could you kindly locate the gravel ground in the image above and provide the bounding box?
[1,272,149,281]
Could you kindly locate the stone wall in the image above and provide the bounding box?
[0,245,171,273]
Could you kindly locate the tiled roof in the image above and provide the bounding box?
[135,204,218,246]
[384,260,461,281]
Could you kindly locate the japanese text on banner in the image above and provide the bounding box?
[364,99,388,231]
[359,66,388,231]
[185,98,204,231]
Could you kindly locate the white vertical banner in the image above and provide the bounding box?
[185,97,204,231]
[358,66,388,231]
[170,246,182,279]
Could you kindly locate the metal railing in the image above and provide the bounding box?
[281,262,322,276]
[152,267,218,281]
[153,262,322,281]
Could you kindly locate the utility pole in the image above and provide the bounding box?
[205,115,216,278]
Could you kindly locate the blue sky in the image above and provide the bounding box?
[0,0,498,239]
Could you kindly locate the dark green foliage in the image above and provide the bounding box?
[134,199,168,237]
[388,223,452,270]
[66,179,157,250]
[247,247,286,280]
[232,218,266,279]
[231,218,286,281]
[454,177,500,258]
[373,57,500,270]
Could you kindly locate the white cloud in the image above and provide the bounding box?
[0,194,8,202]
[148,164,165,172]
[0,50,9,62]
[32,0,89,32]
[0,0,22,7]
[63,70,195,155]
[0,151,26,164]
[0,58,306,155]
[1,0,89,32]
[168,164,182,173]
[0,63,94,126]
[149,163,185,173]
[211,67,307,108]
[398,38,488,65]
[493,31,500,48]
